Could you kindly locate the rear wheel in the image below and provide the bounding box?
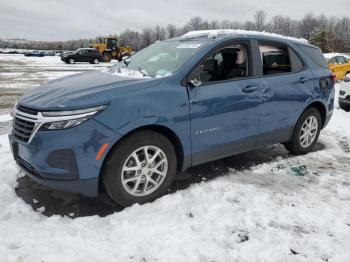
[103,131,177,206]
[93,58,99,64]
[284,107,322,155]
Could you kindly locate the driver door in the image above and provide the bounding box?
[78,50,89,62]
[187,41,261,165]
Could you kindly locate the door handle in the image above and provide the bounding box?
[242,85,259,93]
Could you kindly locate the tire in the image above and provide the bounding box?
[102,52,112,62]
[68,58,75,64]
[284,107,322,155]
[93,58,99,64]
[103,131,177,206]
[339,103,350,112]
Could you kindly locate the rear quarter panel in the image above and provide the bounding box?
[292,43,335,127]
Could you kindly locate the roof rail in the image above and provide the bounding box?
[182,29,308,44]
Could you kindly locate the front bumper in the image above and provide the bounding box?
[8,118,121,197]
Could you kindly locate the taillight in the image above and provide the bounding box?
[331,73,337,83]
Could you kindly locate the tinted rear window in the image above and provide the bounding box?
[296,44,328,68]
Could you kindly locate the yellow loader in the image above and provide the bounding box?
[91,37,133,62]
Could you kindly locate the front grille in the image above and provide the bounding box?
[12,105,38,143]
[13,117,35,142]
[17,105,38,115]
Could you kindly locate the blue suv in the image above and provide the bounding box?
[9,30,335,206]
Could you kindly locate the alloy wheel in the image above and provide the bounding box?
[299,115,318,148]
[121,146,168,196]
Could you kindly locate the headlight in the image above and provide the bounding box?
[40,105,107,130]
[41,117,90,130]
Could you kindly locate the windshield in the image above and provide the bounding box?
[106,40,207,78]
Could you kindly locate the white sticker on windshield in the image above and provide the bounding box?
[176,43,202,49]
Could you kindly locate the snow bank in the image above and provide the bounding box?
[0,114,11,123]
[324,53,350,60]
[182,29,309,44]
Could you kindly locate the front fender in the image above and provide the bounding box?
[94,79,192,170]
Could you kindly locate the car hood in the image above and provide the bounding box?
[19,70,163,111]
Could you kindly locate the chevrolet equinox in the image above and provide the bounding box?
[9,30,335,206]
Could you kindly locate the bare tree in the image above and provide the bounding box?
[209,20,219,29]
[244,21,256,31]
[254,10,267,31]
[220,19,231,29]
[154,25,166,41]
[269,15,296,36]
[298,13,318,39]
[187,16,203,31]
[142,27,155,47]
[166,24,177,38]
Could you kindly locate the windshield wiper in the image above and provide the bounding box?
[138,66,148,77]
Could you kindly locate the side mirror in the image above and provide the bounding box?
[189,77,202,87]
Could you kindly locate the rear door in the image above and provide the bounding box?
[255,41,315,147]
[188,40,262,165]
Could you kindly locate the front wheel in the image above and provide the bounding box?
[68,58,75,64]
[103,131,177,206]
[339,103,350,112]
[284,107,322,155]
[102,52,112,62]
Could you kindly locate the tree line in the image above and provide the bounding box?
[1,11,350,53]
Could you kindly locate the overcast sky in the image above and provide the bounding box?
[0,0,348,41]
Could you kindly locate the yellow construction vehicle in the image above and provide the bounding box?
[91,37,133,62]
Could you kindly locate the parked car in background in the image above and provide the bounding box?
[44,51,55,56]
[24,50,45,57]
[9,30,334,206]
[324,53,350,80]
[61,48,103,64]
[339,73,350,111]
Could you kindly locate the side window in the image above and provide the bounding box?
[329,57,337,64]
[190,43,250,84]
[259,44,291,75]
[289,48,304,72]
[336,56,346,64]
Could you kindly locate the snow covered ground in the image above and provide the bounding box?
[0,54,114,116]
[0,56,350,261]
